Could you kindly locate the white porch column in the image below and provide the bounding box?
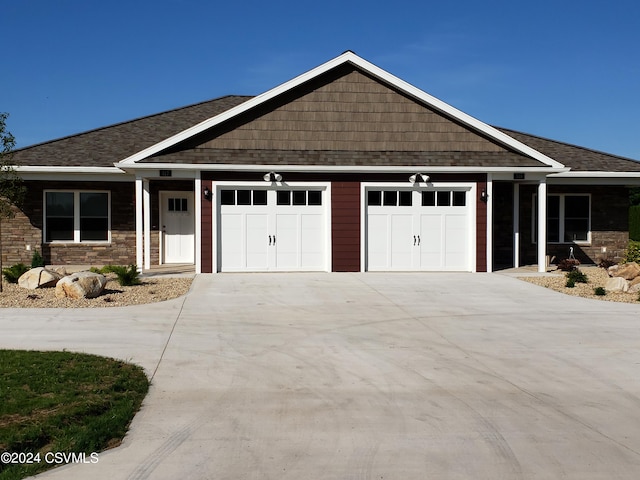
[194,173,202,274]
[485,174,493,273]
[135,176,144,271]
[537,178,547,272]
[143,179,151,270]
[513,183,520,268]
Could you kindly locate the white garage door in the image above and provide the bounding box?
[366,188,471,271]
[219,188,326,272]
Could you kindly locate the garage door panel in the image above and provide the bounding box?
[419,214,443,269]
[246,214,270,270]
[390,214,413,270]
[275,214,299,269]
[220,214,243,270]
[444,214,468,270]
[300,214,324,268]
[367,214,389,270]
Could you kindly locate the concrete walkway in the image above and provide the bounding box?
[3,273,640,479]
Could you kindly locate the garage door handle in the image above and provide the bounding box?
[273,235,276,245]
[417,235,421,246]
[413,235,417,246]
[269,235,272,246]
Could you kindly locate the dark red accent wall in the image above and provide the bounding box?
[331,181,361,272]
[201,179,214,273]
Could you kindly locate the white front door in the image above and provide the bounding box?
[161,191,195,263]
[219,188,326,272]
[366,188,471,271]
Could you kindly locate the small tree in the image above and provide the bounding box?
[0,113,27,292]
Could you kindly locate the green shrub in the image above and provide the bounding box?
[31,250,45,268]
[566,279,575,288]
[105,265,141,286]
[594,286,606,296]
[566,269,588,284]
[2,263,29,283]
[623,241,640,264]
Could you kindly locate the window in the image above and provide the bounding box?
[45,191,110,243]
[168,197,188,212]
[533,194,590,243]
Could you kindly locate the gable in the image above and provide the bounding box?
[193,66,508,153]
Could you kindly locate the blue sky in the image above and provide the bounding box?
[2,0,639,159]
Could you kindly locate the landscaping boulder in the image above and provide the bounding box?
[55,272,107,299]
[605,276,629,293]
[610,262,640,281]
[18,267,63,290]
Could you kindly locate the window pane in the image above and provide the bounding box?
[565,219,589,242]
[383,191,397,206]
[46,192,74,242]
[80,192,108,216]
[565,196,589,217]
[181,198,188,212]
[277,190,291,205]
[437,191,451,206]
[547,195,560,218]
[220,190,235,205]
[547,221,560,243]
[237,190,251,205]
[308,190,322,206]
[168,198,175,212]
[368,190,381,206]
[293,190,306,205]
[453,191,466,206]
[46,192,74,216]
[252,190,267,205]
[422,191,435,206]
[80,218,109,241]
[46,218,74,242]
[399,191,412,206]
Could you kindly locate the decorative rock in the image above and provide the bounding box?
[611,262,640,281]
[607,265,620,277]
[628,283,640,294]
[50,266,69,277]
[55,272,107,299]
[605,276,629,293]
[18,267,63,290]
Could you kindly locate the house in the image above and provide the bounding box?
[7,51,640,274]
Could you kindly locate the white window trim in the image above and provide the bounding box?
[532,193,591,245]
[44,190,112,244]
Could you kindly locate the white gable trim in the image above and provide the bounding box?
[116,52,565,170]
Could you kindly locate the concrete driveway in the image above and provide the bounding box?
[3,272,640,479]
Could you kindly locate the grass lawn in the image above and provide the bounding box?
[0,350,149,480]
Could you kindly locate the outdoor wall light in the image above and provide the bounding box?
[480,189,489,202]
[203,186,212,200]
[409,173,429,184]
[263,172,283,182]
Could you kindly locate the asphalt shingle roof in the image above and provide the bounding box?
[11,96,251,168]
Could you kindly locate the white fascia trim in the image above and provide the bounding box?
[116,51,564,170]
[15,166,126,174]
[120,163,568,174]
[549,171,640,178]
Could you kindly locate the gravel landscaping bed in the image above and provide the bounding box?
[520,266,640,303]
[0,274,193,308]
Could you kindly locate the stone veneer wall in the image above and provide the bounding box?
[2,181,137,266]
